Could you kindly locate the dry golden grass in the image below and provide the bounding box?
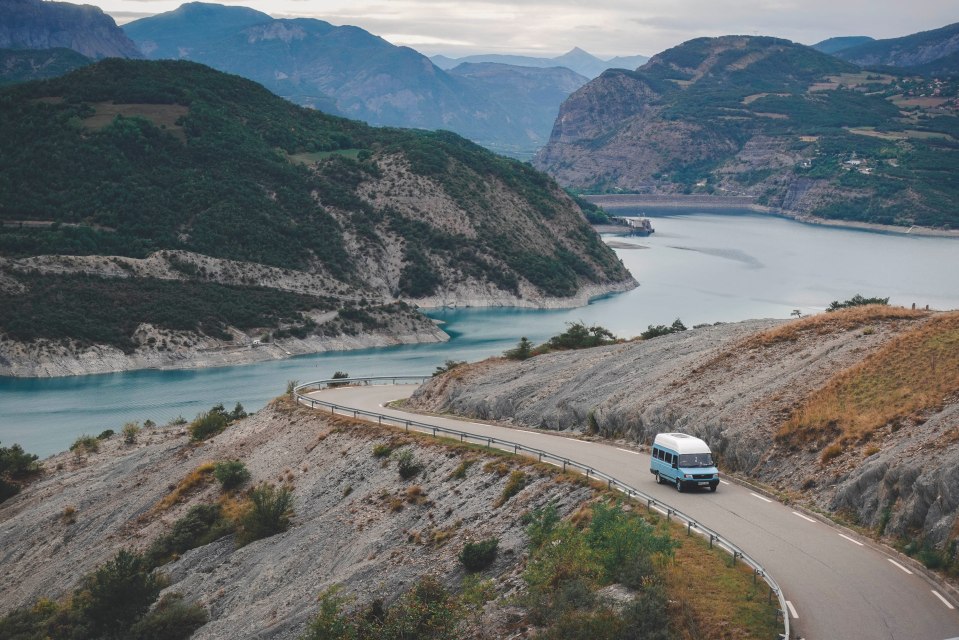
[779,312,959,446]
[745,305,926,348]
[154,461,215,511]
[665,526,781,639]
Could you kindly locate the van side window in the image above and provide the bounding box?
[665,452,673,464]
[658,449,665,461]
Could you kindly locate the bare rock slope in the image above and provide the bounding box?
[0,400,593,637]
[409,309,959,549]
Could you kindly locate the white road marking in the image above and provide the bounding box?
[786,600,799,619]
[932,590,955,610]
[792,511,816,523]
[720,479,731,485]
[616,447,641,455]
[750,492,773,503]
[839,533,864,547]
[887,559,913,575]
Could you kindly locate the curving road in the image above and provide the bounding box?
[308,384,959,640]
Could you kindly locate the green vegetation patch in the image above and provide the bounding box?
[0,272,336,352]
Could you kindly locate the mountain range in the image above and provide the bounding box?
[431,47,649,79]
[833,22,959,69]
[121,2,584,157]
[535,35,959,229]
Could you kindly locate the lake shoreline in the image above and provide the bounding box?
[584,194,959,238]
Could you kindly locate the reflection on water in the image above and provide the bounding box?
[2,210,958,457]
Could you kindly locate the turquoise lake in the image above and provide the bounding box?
[3,210,958,457]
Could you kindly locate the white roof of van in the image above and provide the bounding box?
[653,432,711,454]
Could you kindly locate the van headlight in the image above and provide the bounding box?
[684,474,692,479]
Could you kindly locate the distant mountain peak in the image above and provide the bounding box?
[0,0,141,59]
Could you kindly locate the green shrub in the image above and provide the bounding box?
[329,371,350,388]
[393,449,422,479]
[128,593,208,640]
[75,549,165,639]
[213,460,250,491]
[546,322,616,351]
[827,294,889,311]
[70,434,99,455]
[188,405,232,441]
[238,484,294,546]
[123,422,141,444]
[504,337,533,360]
[97,429,115,440]
[372,443,394,458]
[448,458,476,480]
[301,577,459,640]
[524,502,560,549]
[459,538,499,571]
[146,504,233,567]
[0,441,39,479]
[640,318,687,339]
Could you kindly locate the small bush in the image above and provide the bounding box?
[821,443,843,463]
[238,484,294,546]
[372,443,394,458]
[75,549,165,638]
[828,294,889,311]
[393,449,422,479]
[641,318,687,339]
[188,405,231,441]
[128,593,208,640]
[286,379,299,397]
[70,434,99,455]
[147,503,233,567]
[123,422,141,444]
[329,371,350,388]
[62,505,77,524]
[0,441,40,502]
[504,337,533,360]
[459,538,499,571]
[493,470,527,507]
[448,458,475,480]
[97,429,115,440]
[213,460,250,491]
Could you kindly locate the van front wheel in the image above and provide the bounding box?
[676,479,684,492]
[655,473,663,485]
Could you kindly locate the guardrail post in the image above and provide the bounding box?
[405,421,410,432]
[608,479,612,489]
[666,509,672,522]
[730,551,739,567]
[687,522,692,536]
[563,461,567,472]
[708,534,714,549]
[487,438,492,449]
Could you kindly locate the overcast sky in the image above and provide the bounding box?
[94,0,957,59]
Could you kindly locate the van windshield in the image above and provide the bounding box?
[678,453,714,468]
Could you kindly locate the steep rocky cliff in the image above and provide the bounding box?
[0,0,141,59]
[535,35,959,229]
[409,308,959,554]
[834,22,959,68]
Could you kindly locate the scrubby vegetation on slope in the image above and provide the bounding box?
[778,311,959,448]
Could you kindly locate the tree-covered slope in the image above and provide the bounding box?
[0,48,91,86]
[834,22,959,68]
[0,59,631,368]
[535,35,959,229]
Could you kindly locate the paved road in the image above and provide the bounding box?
[308,385,959,640]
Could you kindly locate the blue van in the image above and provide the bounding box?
[650,432,719,492]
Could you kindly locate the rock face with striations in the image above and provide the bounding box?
[0,0,141,59]
[408,310,959,550]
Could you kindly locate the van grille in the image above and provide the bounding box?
[693,474,714,480]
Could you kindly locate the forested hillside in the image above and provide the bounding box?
[0,59,632,375]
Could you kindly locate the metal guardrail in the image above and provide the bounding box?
[295,376,791,640]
